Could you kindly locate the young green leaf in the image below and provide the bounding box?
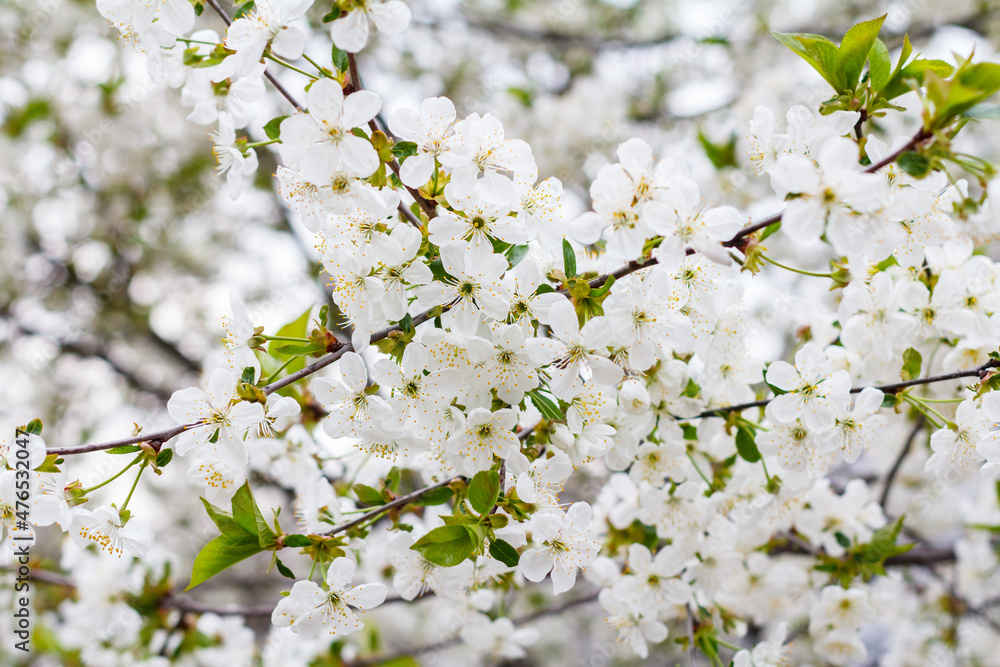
[332,46,349,74]
[410,525,476,567]
[282,534,314,548]
[155,448,173,468]
[468,470,501,515]
[868,39,891,92]
[838,14,886,90]
[199,498,247,540]
[353,484,386,506]
[527,390,564,421]
[410,486,454,506]
[773,32,845,92]
[185,534,265,591]
[901,347,922,381]
[106,445,141,455]
[562,238,577,277]
[268,306,313,375]
[488,538,520,567]
[735,426,761,463]
[231,481,277,548]
[275,557,296,580]
[263,115,288,140]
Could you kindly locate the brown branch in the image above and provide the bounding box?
[48,303,448,456]
[320,476,460,536]
[880,418,926,509]
[345,52,437,221]
[684,357,999,421]
[571,127,935,289]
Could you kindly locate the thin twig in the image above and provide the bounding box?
[321,477,460,536]
[880,418,926,509]
[685,358,999,421]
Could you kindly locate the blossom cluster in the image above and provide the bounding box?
[7,2,1000,666]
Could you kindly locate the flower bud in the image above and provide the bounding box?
[619,378,650,414]
[550,423,574,451]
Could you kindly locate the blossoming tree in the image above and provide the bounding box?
[6,1,1000,665]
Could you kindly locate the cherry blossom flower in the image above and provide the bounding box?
[271,557,387,638]
[70,505,149,558]
[212,113,259,200]
[329,0,411,53]
[313,352,394,438]
[445,407,519,475]
[224,0,311,78]
[222,294,261,376]
[764,343,851,431]
[388,96,467,188]
[519,502,599,594]
[279,79,382,176]
[416,241,511,337]
[770,137,884,245]
[168,369,265,458]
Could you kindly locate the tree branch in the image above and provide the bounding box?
[345,52,438,221]
[686,358,999,421]
[571,127,935,288]
[880,418,926,510]
[320,476,460,536]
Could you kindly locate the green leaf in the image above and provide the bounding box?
[468,470,501,515]
[527,390,564,421]
[231,481,277,548]
[735,427,761,463]
[486,513,508,529]
[353,484,386,506]
[897,152,932,178]
[35,453,62,474]
[411,486,454,506]
[282,534,313,548]
[838,15,886,90]
[275,557,296,580]
[240,366,256,385]
[268,306,312,375]
[386,466,401,492]
[232,0,254,19]
[263,115,288,140]
[773,31,846,92]
[331,46,349,74]
[185,534,265,591]
[106,445,141,455]
[561,238,577,277]
[155,448,174,468]
[274,342,326,356]
[882,59,954,102]
[390,141,418,161]
[506,244,530,268]
[488,538,520,566]
[697,130,737,169]
[759,220,781,242]
[410,525,476,567]
[23,418,43,435]
[868,38,891,92]
[901,347,922,381]
[200,498,247,539]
